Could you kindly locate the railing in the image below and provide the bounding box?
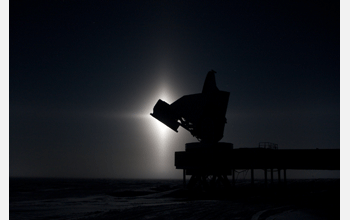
[258,142,278,149]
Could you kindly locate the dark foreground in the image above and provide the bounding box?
[10,178,339,220]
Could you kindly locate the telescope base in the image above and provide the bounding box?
[177,142,233,191]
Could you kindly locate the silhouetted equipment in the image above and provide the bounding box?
[151,70,229,143]
[175,147,340,186]
[150,71,340,191]
[151,70,233,189]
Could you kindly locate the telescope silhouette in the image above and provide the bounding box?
[151,70,230,143]
[151,71,339,191]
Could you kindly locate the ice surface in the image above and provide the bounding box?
[10,178,339,220]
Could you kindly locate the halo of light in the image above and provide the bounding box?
[150,83,174,146]
[114,74,179,175]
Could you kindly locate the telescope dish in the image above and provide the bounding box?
[151,70,230,143]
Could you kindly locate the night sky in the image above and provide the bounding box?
[10,0,340,179]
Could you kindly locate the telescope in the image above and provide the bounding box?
[150,71,340,191]
[151,70,233,190]
[150,70,230,143]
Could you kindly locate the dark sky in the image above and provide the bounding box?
[10,0,340,179]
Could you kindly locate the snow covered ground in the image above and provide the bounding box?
[9,178,339,220]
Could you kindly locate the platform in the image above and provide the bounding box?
[175,144,339,188]
[175,148,340,171]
